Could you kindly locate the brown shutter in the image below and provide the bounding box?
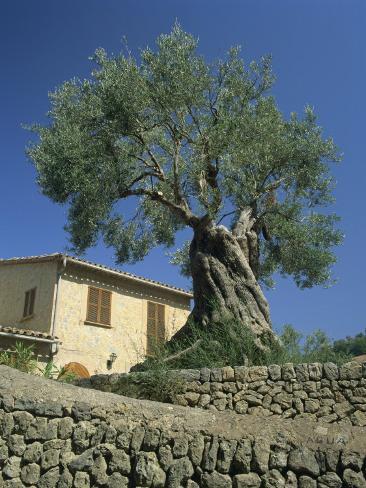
[29,288,36,315]
[87,286,112,325]
[157,304,165,344]
[87,287,99,323]
[23,288,36,317]
[99,289,112,325]
[146,302,165,356]
[23,291,30,317]
[146,302,157,356]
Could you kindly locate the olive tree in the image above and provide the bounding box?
[27,25,342,346]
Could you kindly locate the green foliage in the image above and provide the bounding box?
[0,342,37,373]
[135,318,351,372]
[0,342,76,382]
[109,368,186,403]
[40,361,77,383]
[333,330,366,356]
[27,23,342,290]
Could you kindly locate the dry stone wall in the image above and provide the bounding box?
[78,361,366,427]
[0,365,366,488]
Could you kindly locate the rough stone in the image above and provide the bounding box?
[134,451,165,488]
[38,467,60,488]
[217,440,237,474]
[58,417,74,440]
[233,438,252,473]
[288,448,320,477]
[8,434,26,456]
[142,428,161,451]
[285,470,298,488]
[350,410,366,427]
[234,473,261,488]
[2,456,21,479]
[234,366,248,382]
[262,469,286,488]
[252,438,270,474]
[167,456,194,488]
[109,448,131,475]
[172,434,189,458]
[185,392,200,407]
[20,463,41,485]
[323,363,339,381]
[211,368,223,382]
[201,471,232,488]
[222,367,235,382]
[234,401,248,414]
[282,364,296,381]
[308,363,323,381]
[343,469,366,488]
[339,362,362,380]
[23,441,43,463]
[341,451,363,471]
[12,411,33,433]
[248,366,268,382]
[41,448,60,470]
[298,476,316,488]
[295,364,309,382]
[158,445,173,471]
[269,448,288,469]
[317,472,342,488]
[74,471,90,488]
[202,436,219,472]
[106,472,128,488]
[188,434,205,466]
[268,365,282,381]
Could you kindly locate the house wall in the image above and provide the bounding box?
[0,261,57,334]
[54,263,191,374]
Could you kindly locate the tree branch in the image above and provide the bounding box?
[118,186,199,227]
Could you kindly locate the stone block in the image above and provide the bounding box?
[339,362,362,380]
[288,448,319,477]
[234,473,261,488]
[282,363,296,381]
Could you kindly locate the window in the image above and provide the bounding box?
[23,288,36,318]
[86,286,112,326]
[146,301,165,356]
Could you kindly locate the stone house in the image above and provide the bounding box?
[0,253,191,374]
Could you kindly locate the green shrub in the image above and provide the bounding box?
[0,342,37,373]
[110,368,186,403]
[0,342,76,382]
[134,314,351,373]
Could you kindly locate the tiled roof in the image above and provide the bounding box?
[0,326,60,342]
[0,253,193,297]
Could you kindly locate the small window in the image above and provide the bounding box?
[146,301,165,356]
[23,288,36,318]
[86,286,112,326]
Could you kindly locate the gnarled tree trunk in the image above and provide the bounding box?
[172,216,274,348]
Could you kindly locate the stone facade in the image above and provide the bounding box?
[79,361,366,426]
[0,365,366,488]
[0,255,191,374]
[55,262,190,374]
[0,261,57,336]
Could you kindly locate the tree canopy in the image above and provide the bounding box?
[28,24,343,292]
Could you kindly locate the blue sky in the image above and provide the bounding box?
[1,0,365,339]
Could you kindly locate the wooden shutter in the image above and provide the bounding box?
[146,302,157,356]
[99,289,111,325]
[157,304,165,343]
[146,302,165,356]
[23,291,30,317]
[86,286,112,326]
[23,288,36,317]
[29,288,36,315]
